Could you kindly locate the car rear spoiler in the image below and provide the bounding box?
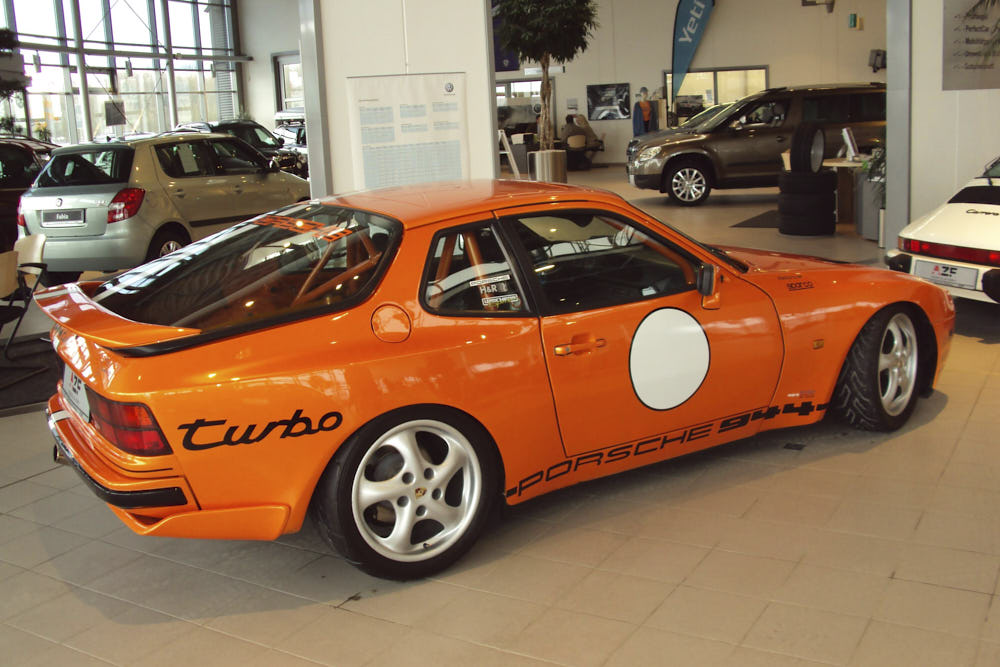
[35,282,200,349]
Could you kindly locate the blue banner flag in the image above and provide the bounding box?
[671,0,714,99]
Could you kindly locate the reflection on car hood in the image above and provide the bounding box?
[718,246,843,273]
[633,129,706,151]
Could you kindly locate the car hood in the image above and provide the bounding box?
[634,129,705,151]
[900,197,1000,250]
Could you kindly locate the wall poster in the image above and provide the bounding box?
[347,73,469,189]
[943,0,1000,90]
[586,83,631,120]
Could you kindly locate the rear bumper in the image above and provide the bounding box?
[39,222,151,272]
[886,250,1000,304]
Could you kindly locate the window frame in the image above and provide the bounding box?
[419,219,536,318]
[496,207,701,317]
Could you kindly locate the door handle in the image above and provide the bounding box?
[775,136,786,143]
[554,336,606,356]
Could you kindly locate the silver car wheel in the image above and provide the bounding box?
[878,312,918,417]
[159,239,183,256]
[351,419,482,562]
[672,167,707,203]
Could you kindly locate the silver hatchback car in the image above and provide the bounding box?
[18,132,311,278]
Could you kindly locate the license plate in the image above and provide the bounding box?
[914,260,978,290]
[62,366,91,420]
[41,209,85,227]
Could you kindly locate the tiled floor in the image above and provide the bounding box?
[2,170,1000,666]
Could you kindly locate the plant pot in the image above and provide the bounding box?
[529,149,567,183]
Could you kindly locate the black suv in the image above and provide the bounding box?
[626,83,886,205]
[175,119,307,178]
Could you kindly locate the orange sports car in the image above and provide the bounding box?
[39,180,954,579]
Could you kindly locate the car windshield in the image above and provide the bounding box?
[680,103,733,130]
[91,203,401,332]
[35,147,134,187]
[230,126,282,149]
[984,157,1000,179]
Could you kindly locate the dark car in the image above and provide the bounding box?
[0,135,58,251]
[175,119,307,178]
[626,83,886,205]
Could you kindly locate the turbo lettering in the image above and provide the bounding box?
[179,409,343,450]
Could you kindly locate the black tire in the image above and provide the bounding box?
[778,169,837,194]
[664,160,711,206]
[777,191,836,216]
[831,306,921,431]
[145,227,190,262]
[778,212,836,236]
[312,405,500,580]
[790,123,825,173]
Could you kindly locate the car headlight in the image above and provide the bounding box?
[637,146,661,162]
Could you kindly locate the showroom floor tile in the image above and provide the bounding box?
[3,169,1000,665]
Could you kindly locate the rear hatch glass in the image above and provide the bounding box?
[23,146,136,237]
[948,185,1000,206]
[90,202,401,338]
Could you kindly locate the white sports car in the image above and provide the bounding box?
[887,155,1000,304]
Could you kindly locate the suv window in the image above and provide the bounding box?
[36,147,134,187]
[802,94,850,123]
[504,211,697,314]
[740,99,789,127]
[226,125,282,149]
[0,145,34,187]
[155,142,212,178]
[854,92,886,122]
[423,223,525,314]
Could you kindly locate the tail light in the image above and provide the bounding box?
[108,188,145,223]
[900,237,1000,268]
[17,201,25,228]
[86,388,172,456]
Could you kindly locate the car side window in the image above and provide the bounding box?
[0,146,32,187]
[742,100,788,127]
[423,223,526,315]
[854,92,886,122]
[155,142,211,178]
[207,139,264,175]
[505,211,697,315]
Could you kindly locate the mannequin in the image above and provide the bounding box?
[632,86,658,136]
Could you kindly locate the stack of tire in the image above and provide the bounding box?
[778,123,837,236]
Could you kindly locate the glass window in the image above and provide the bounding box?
[36,147,134,187]
[90,203,402,332]
[424,224,525,314]
[205,138,264,175]
[155,141,211,178]
[854,92,886,122]
[0,146,35,187]
[506,211,697,314]
[274,55,303,111]
[802,94,850,123]
[741,99,789,127]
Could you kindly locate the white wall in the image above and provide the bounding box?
[503,0,888,164]
[237,0,301,130]
[910,1,1000,220]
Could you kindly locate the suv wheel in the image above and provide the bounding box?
[665,160,711,206]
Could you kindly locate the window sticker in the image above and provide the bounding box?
[252,215,325,233]
[470,274,511,287]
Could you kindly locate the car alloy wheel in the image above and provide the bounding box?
[877,312,918,417]
[350,419,482,561]
[670,166,708,204]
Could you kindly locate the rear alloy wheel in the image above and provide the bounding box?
[313,407,498,579]
[145,228,189,262]
[832,307,921,431]
[666,161,711,206]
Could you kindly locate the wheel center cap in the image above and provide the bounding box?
[414,488,426,499]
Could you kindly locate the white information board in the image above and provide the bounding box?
[347,73,469,189]
[943,0,1000,91]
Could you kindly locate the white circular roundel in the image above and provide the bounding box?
[629,308,710,410]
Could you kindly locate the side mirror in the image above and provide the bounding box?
[697,263,721,309]
[265,158,281,173]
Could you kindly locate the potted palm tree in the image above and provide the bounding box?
[495,0,598,182]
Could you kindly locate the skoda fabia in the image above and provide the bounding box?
[40,180,954,579]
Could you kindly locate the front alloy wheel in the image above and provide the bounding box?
[666,162,710,206]
[832,307,922,431]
